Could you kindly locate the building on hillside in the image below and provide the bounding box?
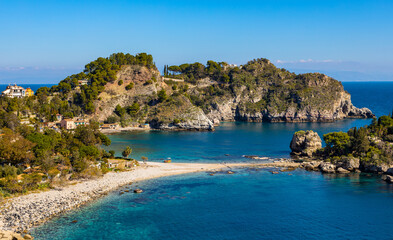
[25,87,34,96]
[100,123,119,130]
[1,84,26,98]
[75,119,88,127]
[78,79,90,86]
[60,119,76,130]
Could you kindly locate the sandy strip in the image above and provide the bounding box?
[0,161,297,232]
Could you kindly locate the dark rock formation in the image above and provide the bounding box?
[319,162,336,173]
[335,156,360,171]
[290,130,322,157]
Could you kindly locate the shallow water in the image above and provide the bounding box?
[31,169,393,240]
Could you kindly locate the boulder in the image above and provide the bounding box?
[336,167,350,174]
[290,130,322,157]
[386,168,393,175]
[134,189,143,193]
[0,230,25,240]
[319,162,336,173]
[23,234,33,239]
[382,175,393,183]
[336,156,360,171]
[361,162,391,173]
[302,161,321,171]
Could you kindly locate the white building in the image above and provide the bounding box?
[2,84,26,98]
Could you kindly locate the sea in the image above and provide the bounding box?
[27,81,393,239]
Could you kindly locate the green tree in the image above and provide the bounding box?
[122,146,132,158]
[157,89,167,102]
[115,104,126,117]
[323,132,351,156]
[349,127,370,155]
[109,150,115,157]
[126,103,140,117]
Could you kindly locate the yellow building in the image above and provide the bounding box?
[25,88,34,97]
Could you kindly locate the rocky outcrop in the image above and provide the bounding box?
[361,162,391,173]
[203,73,374,123]
[290,130,322,157]
[0,230,28,240]
[335,156,360,171]
[336,167,350,174]
[319,162,336,173]
[301,161,322,171]
[149,109,214,131]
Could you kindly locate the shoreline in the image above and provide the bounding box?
[0,160,298,233]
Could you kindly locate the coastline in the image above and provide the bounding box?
[100,126,151,134]
[0,160,298,233]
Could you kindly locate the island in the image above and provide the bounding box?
[290,114,393,178]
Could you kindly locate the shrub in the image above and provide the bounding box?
[144,80,153,85]
[0,165,18,178]
[158,89,167,102]
[118,80,124,85]
[125,82,134,90]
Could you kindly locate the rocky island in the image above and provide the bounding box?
[32,53,373,131]
[290,115,393,179]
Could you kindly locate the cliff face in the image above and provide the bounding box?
[88,58,372,131]
[91,65,214,130]
[214,89,373,123]
[190,65,374,123]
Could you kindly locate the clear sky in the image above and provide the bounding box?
[0,0,392,83]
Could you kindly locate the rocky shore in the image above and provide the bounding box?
[0,162,262,233]
[0,230,32,240]
[289,129,393,182]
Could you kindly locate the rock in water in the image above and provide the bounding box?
[319,162,336,173]
[337,167,350,174]
[335,156,360,171]
[134,189,143,193]
[290,130,322,157]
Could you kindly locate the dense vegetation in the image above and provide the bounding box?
[318,114,393,165]
[0,122,116,197]
[165,58,344,117]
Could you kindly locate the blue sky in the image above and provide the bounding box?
[0,0,392,83]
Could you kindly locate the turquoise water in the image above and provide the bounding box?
[32,169,393,240]
[106,82,393,162]
[106,119,372,161]
[32,82,393,239]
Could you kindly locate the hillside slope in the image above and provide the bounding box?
[37,53,373,131]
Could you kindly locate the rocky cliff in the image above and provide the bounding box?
[55,54,373,131]
[91,65,214,130]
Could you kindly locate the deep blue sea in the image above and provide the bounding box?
[30,81,393,239]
